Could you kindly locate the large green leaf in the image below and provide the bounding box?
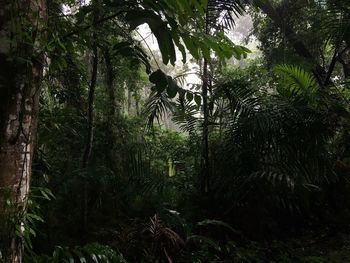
[186,91,193,102]
[194,94,202,106]
[182,35,200,60]
[125,9,176,65]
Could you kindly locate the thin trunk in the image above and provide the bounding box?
[200,7,210,194]
[0,0,46,262]
[339,44,350,79]
[135,91,140,116]
[104,49,116,117]
[324,47,340,86]
[339,58,350,78]
[201,58,209,193]
[103,48,117,172]
[127,89,132,115]
[81,35,98,231]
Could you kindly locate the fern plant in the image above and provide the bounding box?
[275,64,318,92]
[199,63,347,235]
[27,243,127,263]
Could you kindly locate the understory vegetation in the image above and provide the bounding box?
[1,0,350,262]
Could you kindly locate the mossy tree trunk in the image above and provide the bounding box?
[0,0,46,262]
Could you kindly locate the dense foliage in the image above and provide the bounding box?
[1,0,350,262]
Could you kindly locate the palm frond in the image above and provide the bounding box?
[209,65,339,217]
[172,101,200,135]
[316,0,350,43]
[143,91,175,129]
[274,64,318,92]
[213,81,260,132]
[207,0,245,31]
[142,214,184,263]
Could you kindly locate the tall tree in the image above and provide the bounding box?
[200,5,210,194]
[0,0,47,262]
[199,0,245,193]
[81,0,99,231]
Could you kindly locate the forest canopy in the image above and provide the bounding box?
[0,0,350,262]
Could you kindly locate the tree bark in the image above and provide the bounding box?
[0,0,46,262]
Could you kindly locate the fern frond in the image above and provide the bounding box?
[30,243,127,263]
[274,64,318,92]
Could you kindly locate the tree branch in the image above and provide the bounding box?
[63,11,125,39]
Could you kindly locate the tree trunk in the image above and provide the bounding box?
[339,44,350,79]
[0,0,46,262]
[201,57,210,194]
[81,40,98,231]
[103,48,118,172]
[200,6,210,194]
[80,0,99,232]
